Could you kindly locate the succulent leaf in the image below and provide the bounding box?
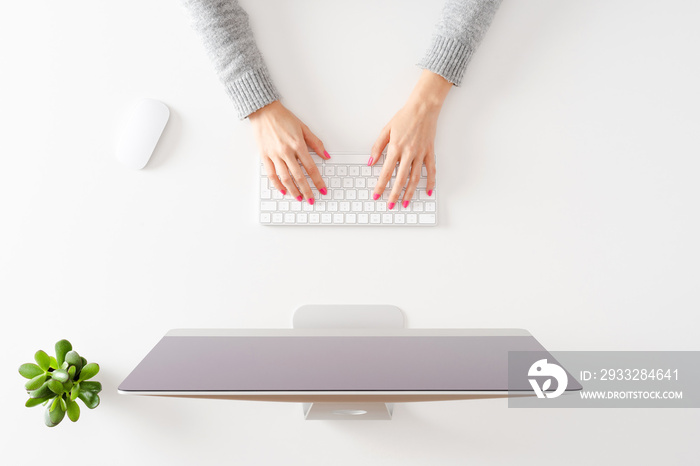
[47,379,64,395]
[79,363,99,381]
[78,391,100,409]
[80,381,102,394]
[65,351,83,370]
[19,363,43,379]
[51,369,69,383]
[49,356,58,369]
[29,382,53,399]
[25,374,47,391]
[34,350,51,371]
[45,402,65,427]
[26,397,50,408]
[55,340,72,367]
[70,384,80,401]
[66,399,80,422]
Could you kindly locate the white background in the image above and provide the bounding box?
[1,0,699,464]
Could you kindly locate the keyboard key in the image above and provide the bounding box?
[395,213,405,224]
[261,178,268,190]
[425,201,436,212]
[333,213,344,223]
[370,214,381,224]
[417,178,428,188]
[349,166,360,176]
[419,190,432,200]
[421,167,427,177]
[346,189,357,200]
[321,214,332,224]
[284,213,295,223]
[364,202,375,212]
[352,201,363,212]
[337,166,348,176]
[261,189,271,199]
[361,166,371,176]
[331,178,341,188]
[278,201,290,211]
[272,213,283,223]
[355,178,366,188]
[358,213,369,224]
[340,202,350,212]
[419,214,436,224]
[261,201,277,211]
[407,214,418,224]
[327,201,338,212]
[309,213,320,223]
[260,213,271,223]
[372,166,382,176]
[334,190,344,200]
[315,201,326,211]
[358,190,369,200]
[291,202,301,211]
[272,190,283,199]
[413,202,424,212]
[343,178,354,188]
[382,213,393,224]
[303,202,314,212]
[346,213,357,224]
[324,166,335,176]
[377,202,387,212]
[297,213,308,224]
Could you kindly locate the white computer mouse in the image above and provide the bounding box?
[115,98,170,169]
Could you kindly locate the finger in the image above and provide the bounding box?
[372,150,398,201]
[388,156,412,209]
[272,158,301,200]
[402,158,424,206]
[369,125,390,166]
[297,147,327,196]
[425,152,436,197]
[262,157,287,194]
[285,154,314,203]
[302,125,330,160]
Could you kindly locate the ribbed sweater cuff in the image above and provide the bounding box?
[418,35,474,87]
[225,68,281,119]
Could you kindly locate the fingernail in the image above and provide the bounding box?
[296,195,303,202]
[323,150,331,159]
[280,189,286,195]
[373,193,380,200]
[427,189,433,196]
[388,202,395,210]
[402,200,409,208]
[367,157,373,166]
[320,187,328,195]
[308,198,315,205]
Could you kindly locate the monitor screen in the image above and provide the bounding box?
[118,329,581,396]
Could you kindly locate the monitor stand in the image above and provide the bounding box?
[294,304,405,420]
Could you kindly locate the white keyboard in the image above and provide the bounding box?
[259,154,437,226]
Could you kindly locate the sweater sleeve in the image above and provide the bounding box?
[418,0,503,86]
[179,0,280,119]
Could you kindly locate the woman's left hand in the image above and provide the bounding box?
[369,70,452,209]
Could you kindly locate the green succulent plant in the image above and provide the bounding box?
[18,339,101,427]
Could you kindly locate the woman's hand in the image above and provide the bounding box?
[250,101,330,204]
[369,70,452,209]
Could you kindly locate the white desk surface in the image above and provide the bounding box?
[1,1,698,465]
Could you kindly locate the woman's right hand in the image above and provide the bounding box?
[249,101,330,205]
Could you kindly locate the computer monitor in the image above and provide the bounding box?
[118,327,581,420]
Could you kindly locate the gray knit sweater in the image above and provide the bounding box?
[180,0,502,119]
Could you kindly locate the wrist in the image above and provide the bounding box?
[249,100,282,122]
[407,70,452,112]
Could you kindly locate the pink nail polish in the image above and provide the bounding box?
[323,150,331,159]
[427,189,433,196]
[373,193,380,200]
[296,195,303,202]
[280,189,286,195]
[367,157,373,166]
[308,198,315,205]
[402,200,409,208]
[388,202,395,210]
[320,187,327,195]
